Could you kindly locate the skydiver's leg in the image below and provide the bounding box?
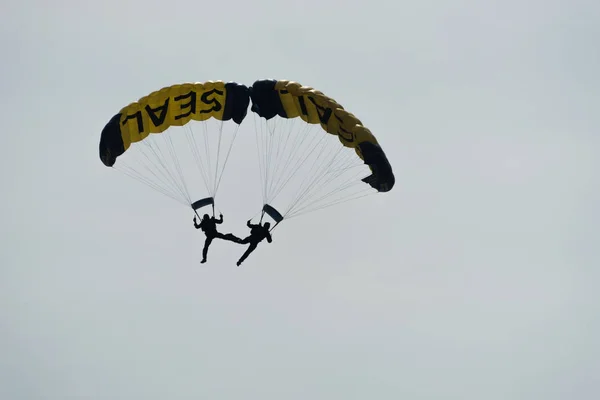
[236,242,258,266]
[218,232,243,243]
[230,234,244,243]
[202,236,214,263]
[238,236,252,244]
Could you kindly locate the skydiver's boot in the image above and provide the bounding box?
[236,243,255,267]
[201,241,210,264]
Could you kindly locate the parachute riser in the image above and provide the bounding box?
[269,220,282,232]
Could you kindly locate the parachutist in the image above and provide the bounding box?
[235,220,273,266]
[194,213,240,263]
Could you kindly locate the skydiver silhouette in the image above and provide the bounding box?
[194,213,240,263]
[235,220,273,267]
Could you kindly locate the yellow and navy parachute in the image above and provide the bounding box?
[248,79,394,193]
[99,81,250,167]
[99,79,394,224]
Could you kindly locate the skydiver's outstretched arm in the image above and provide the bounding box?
[266,231,272,243]
[193,216,202,229]
[247,220,258,228]
[215,214,223,224]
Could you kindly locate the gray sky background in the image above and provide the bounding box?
[2,0,599,399]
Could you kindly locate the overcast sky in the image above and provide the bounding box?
[2,0,599,399]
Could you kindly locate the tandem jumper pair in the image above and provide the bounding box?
[99,79,395,266]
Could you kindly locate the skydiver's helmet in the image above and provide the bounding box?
[264,222,270,229]
[203,214,209,220]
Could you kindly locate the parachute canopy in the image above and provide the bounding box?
[99,81,250,167]
[248,79,394,193]
[99,78,394,225]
